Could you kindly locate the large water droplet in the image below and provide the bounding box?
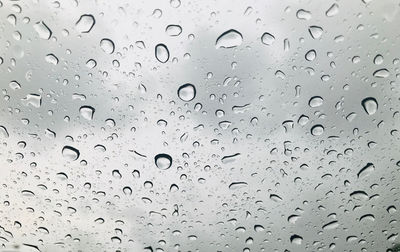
[0,125,9,138]
[228,182,248,190]
[100,38,115,54]
[296,9,312,20]
[290,235,303,245]
[76,14,95,33]
[155,44,170,63]
[177,83,196,101]
[62,146,80,161]
[308,26,323,39]
[361,97,378,115]
[33,21,52,39]
[311,124,324,135]
[261,32,275,45]
[215,29,243,49]
[326,3,339,17]
[305,49,316,61]
[309,96,323,107]
[21,94,42,108]
[154,154,172,170]
[79,106,95,120]
[373,68,389,78]
[357,163,375,178]
[165,25,182,36]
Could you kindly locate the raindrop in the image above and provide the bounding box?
[75,14,95,33]
[326,3,339,17]
[165,25,182,36]
[373,69,389,78]
[154,154,172,170]
[290,235,303,245]
[361,97,378,115]
[62,146,80,161]
[228,182,248,190]
[177,83,196,101]
[261,32,275,45]
[296,9,312,20]
[215,29,243,49]
[305,49,316,61]
[308,26,323,39]
[155,44,170,63]
[357,163,375,178]
[309,96,323,107]
[33,21,52,39]
[311,125,324,136]
[100,38,115,54]
[79,106,95,120]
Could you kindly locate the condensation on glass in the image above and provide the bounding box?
[0,0,399,251]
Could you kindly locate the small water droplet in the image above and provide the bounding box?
[296,9,312,20]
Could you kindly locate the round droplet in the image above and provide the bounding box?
[261,32,275,45]
[155,44,169,63]
[76,14,95,33]
[165,25,182,36]
[309,96,323,107]
[373,54,384,65]
[155,154,172,170]
[62,146,80,161]
[361,97,378,115]
[305,49,316,61]
[178,83,196,101]
[100,38,115,54]
[311,124,324,135]
[215,29,243,49]
[290,235,303,245]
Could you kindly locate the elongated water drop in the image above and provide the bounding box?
[215,29,243,49]
[155,44,169,63]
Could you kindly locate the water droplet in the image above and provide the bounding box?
[322,220,339,230]
[86,59,97,68]
[62,146,80,161]
[165,25,182,36]
[0,125,9,138]
[215,29,243,49]
[228,182,248,190]
[361,97,378,115]
[305,49,316,61]
[261,32,275,45]
[100,38,115,54]
[308,26,323,39]
[33,21,52,39]
[311,124,324,136]
[21,94,42,108]
[75,14,95,33]
[309,96,323,107]
[326,3,339,17]
[154,154,172,170]
[357,163,375,178]
[177,83,196,101]
[9,80,21,90]
[373,68,389,78]
[373,54,384,65]
[45,54,58,65]
[155,44,170,63]
[290,235,303,245]
[79,106,95,120]
[296,9,312,20]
